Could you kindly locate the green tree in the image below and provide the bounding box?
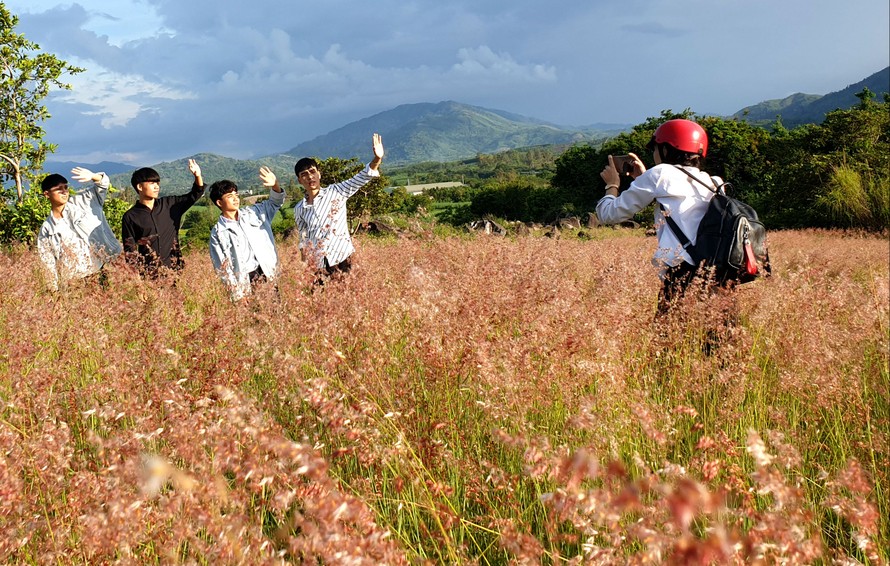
[470,180,561,222]
[0,6,83,201]
[102,186,131,240]
[761,89,889,228]
[180,205,219,250]
[0,184,48,243]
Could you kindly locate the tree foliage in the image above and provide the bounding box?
[546,99,888,230]
[0,184,48,243]
[759,89,890,227]
[0,5,82,201]
[470,180,560,222]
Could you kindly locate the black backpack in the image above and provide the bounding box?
[660,166,771,284]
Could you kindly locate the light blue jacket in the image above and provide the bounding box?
[37,173,123,290]
[209,189,284,300]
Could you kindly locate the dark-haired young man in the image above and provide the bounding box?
[208,166,284,301]
[293,133,384,280]
[121,159,204,276]
[37,167,123,290]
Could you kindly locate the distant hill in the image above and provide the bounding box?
[733,67,889,127]
[43,160,135,177]
[281,101,627,165]
[61,67,888,198]
[108,153,296,198]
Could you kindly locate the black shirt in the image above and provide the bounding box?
[121,181,204,273]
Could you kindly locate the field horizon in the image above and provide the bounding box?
[1,228,887,563]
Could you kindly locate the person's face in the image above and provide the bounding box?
[652,147,663,165]
[216,191,240,214]
[43,183,70,207]
[137,180,160,200]
[297,166,321,195]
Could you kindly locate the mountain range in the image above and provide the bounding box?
[284,101,626,166]
[732,67,888,127]
[46,67,888,195]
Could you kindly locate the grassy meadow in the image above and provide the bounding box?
[0,228,887,564]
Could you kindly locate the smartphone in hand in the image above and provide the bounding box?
[611,155,636,176]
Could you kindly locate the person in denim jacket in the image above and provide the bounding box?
[37,168,123,290]
[208,166,284,301]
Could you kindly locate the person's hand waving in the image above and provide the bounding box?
[71,167,100,184]
[259,166,281,192]
[370,133,384,170]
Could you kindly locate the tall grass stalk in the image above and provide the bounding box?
[0,228,887,563]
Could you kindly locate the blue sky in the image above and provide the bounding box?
[7,0,890,166]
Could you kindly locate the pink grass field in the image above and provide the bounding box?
[1,228,887,564]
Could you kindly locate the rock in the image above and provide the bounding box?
[467,218,507,236]
[558,216,581,230]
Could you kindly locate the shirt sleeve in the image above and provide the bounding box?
[294,201,311,250]
[121,214,138,254]
[328,165,378,198]
[257,187,285,222]
[94,173,111,205]
[37,230,60,291]
[595,170,658,225]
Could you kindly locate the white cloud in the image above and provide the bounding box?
[8,0,889,163]
[451,46,557,82]
[57,63,197,128]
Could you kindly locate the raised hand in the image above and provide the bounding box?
[372,133,384,160]
[370,133,384,170]
[627,152,646,178]
[259,166,278,187]
[188,159,201,178]
[71,167,98,184]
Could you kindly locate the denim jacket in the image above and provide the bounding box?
[209,189,284,300]
[37,173,123,290]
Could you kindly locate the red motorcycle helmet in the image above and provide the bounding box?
[651,119,708,157]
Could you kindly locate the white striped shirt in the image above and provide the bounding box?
[294,165,379,269]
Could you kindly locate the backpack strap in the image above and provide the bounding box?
[658,202,701,264]
[656,166,720,265]
[672,164,726,195]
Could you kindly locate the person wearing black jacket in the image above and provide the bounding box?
[121,159,205,276]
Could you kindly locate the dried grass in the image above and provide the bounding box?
[0,228,886,564]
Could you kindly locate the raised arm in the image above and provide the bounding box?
[258,166,285,216]
[188,159,204,188]
[71,166,111,203]
[259,166,282,193]
[369,133,384,172]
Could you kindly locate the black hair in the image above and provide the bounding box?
[652,141,705,169]
[41,173,68,193]
[294,157,319,176]
[131,167,161,189]
[209,180,238,207]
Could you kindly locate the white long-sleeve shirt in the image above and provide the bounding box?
[294,165,379,269]
[37,173,123,290]
[596,164,719,277]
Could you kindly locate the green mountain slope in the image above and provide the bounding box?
[282,101,623,165]
[108,153,297,198]
[733,67,889,127]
